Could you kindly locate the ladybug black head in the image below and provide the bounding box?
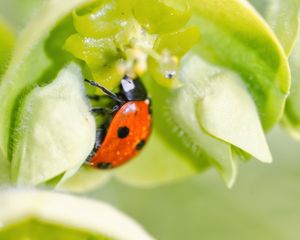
[120,75,148,101]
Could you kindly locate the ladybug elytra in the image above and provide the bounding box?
[85,76,152,169]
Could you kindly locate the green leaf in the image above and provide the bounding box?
[0,190,154,240]
[0,18,15,78]
[189,0,290,131]
[247,1,300,139]
[10,64,95,185]
[251,1,300,139]
[0,0,94,180]
[248,0,300,56]
[0,18,15,184]
[282,31,300,138]
[0,0,290,189]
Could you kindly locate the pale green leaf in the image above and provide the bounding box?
[11,64,96,186]
[181,55,272,163]
[0,190,154,240]
[0,0,95,164]
[171,86,237,187]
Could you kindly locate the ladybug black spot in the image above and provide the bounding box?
[118,126,130,138]
[97,162,113,169]
[136,139,146,151]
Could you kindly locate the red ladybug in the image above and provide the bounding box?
[85,76,152,169]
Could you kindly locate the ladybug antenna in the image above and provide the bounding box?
[85,79,124,104]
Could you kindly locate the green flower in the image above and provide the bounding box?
[0,0,291,190]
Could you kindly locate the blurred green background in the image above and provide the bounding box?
[89,128,300,240]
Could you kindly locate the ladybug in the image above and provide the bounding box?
[85,76,152,169]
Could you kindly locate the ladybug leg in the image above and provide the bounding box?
[95,125,106,149]
[85,79,125,104]
[91,107,113,115]
[86,125,107,163]
[112,104,120,112]
[87,94,101,101]
[91,105,120,115]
